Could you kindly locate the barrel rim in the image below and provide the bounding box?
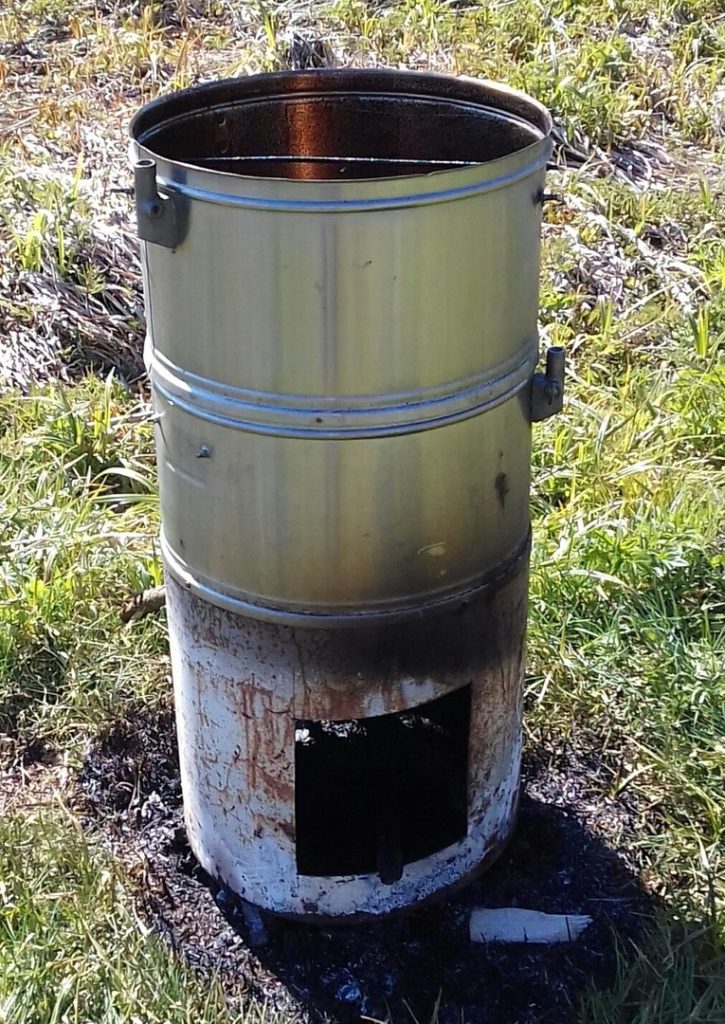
[129,68,552,203]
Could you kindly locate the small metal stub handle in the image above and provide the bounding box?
[134,159,189,249]
[535,189,564,205]
[530,346,565,422]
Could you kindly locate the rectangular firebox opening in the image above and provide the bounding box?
[295,685,471,881]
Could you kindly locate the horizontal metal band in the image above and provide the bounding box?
[153,146,550,213]
[150,342,538,439]
[161,530,531,628]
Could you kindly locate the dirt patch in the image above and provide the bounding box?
[0,738,68,819]
[77,708,656,1024]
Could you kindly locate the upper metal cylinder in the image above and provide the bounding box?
[130,69,553,626]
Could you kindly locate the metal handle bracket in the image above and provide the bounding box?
[530,346,565,422]
[134,159,189,249]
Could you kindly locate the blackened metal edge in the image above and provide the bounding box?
[161,530,532,628]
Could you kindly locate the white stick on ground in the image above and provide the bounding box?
[470,908,593,944]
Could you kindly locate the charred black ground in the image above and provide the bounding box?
[77,706,657,1024]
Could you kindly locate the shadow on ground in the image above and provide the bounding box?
[78,709,658,1024]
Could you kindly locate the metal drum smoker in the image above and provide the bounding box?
[130,69,562,918]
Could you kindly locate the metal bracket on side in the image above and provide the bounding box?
[530,346,565,422]
[134,159,189,249]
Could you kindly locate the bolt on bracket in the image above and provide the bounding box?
[530,346,565,422]
[134,159,189,249]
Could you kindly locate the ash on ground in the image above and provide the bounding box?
[77,710,655,1024]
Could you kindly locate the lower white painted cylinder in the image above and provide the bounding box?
[166,559,527,918]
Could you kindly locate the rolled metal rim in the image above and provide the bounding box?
[129,68,553,211]
[150,339,538,438]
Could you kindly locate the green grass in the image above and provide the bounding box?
[581,914,725,1023]
[1,0,724,1021]
[0,810,250,1023]
[0,381,163,746]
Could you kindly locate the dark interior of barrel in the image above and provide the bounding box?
[139,93,544,180]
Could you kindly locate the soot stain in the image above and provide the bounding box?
[495,472,510,508]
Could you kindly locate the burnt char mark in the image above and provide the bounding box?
[495,472,510,508]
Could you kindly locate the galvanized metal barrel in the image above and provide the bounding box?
[130,69,556,626]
